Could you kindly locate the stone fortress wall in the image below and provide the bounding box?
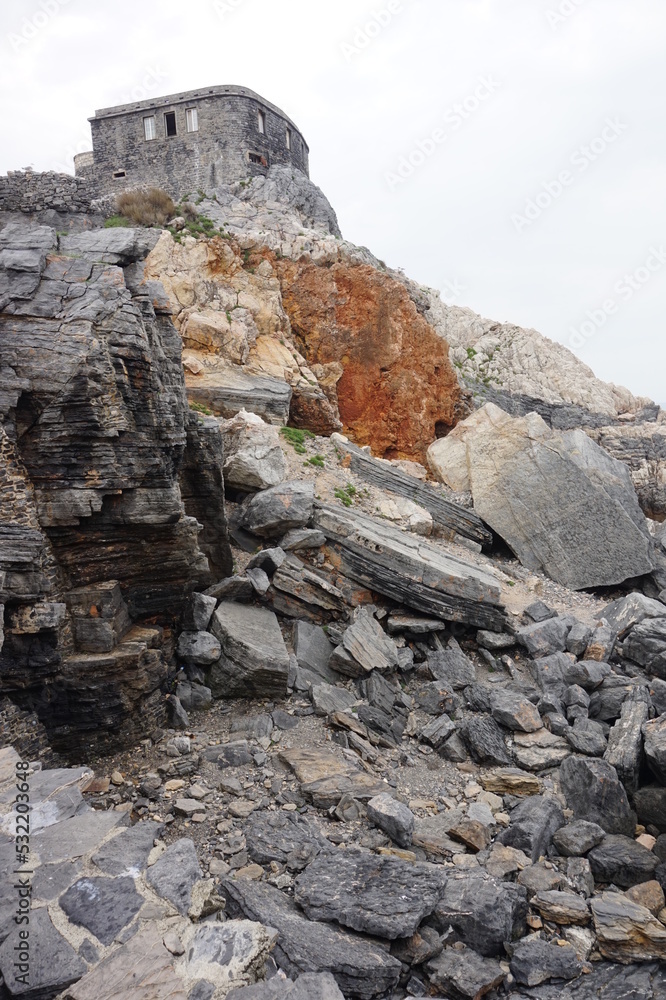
[74,84,311,200]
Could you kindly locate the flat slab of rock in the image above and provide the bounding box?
[294,850,447,939]
[228,972,345,999]
[210,602,290,698]
[32,810,128,863]
[279,747,385,808]
[592,891,666,962]
[60,875,144,945]
[186,367,292,424]
[222,877,402,999]
[339,609,399,674]
[427,404,654,590]
[605,697,649,793]
[480,768,542,797]
[145,837,202,915]
[91,820,163,876]
[244,812,332,867]
[553,820,606,857]
[588,835,659,888]
[533,890,590,925]
[313,502,507,631]
[0,907,86,998]
[428,638,476,689]
[602,593,666,639]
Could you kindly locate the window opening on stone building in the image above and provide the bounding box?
[186,108,198,132]
[112,170,126,179]
[248,152,268,166]
[257,110,266,134]
[164,112,177,137]
[143,116,156,141]
[286,128,292,150]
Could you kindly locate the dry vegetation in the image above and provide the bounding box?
[115,188,176,227]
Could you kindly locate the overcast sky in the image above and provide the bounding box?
[2,0,665,404]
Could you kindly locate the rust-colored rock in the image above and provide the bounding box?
[275,256,465,461]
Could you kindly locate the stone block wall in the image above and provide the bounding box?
[78,85,310,200]
[0,170,93,214]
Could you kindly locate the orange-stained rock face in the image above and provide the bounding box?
[273,255,466,461]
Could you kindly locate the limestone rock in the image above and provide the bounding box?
[497,795,564,863]
[559,756,636,836]
[145,838,202,915]
[552,821,606,857]
[241,481,314,537]
[220,409,287,490]
[588,835,659,888]
[426,947,505,1000]
[367,792,415,848]
[434,870,528,956]
[592,891,666,962]
[427,404,654,590]
[177,630,222,667]
[210,602,290,698]
[509,937,582,985]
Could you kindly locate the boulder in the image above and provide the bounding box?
[367,792,415,848]
[565,718,608,757]
[602,593,666,640]
[517,617,572,657]
[220,409,287,490]
[624,619,666,677]
[210,602,290,698]
[591,892,666,962]
[428,638,476,689]
[338,609,400,675]
[588,835,659,888]
[177,630,222,667]
[604,695,649,792]
[634,787,666,833]
[509,937,582,986]
[426,947,505,1000]
[293,850,447,939]
[427,404,654,590]
[559,756,636,835]
[434,871,527,956]
[552,821,606,857]
[497,795,565,863]
[241,481,314,537]
[460,715,513,767]
[490,687,543,733]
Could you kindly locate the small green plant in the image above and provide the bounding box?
[466,347,478,360]
[308,455,325,468]
[334,487,353,507]
[104,215,129,228]
[280,426,314,455]
[345,484,356,497]
[189,401,212,416]
[226,310,233,325]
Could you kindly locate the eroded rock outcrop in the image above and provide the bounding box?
[0,223,230,754]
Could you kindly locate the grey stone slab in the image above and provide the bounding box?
[428,638,476,689]
[145,838,202,915]
[434,870,528,957]
[559,756,636,836]
[241,482,314,538]
[222,877,402,998]
[427,946,505,1000]
[32,859,82,901]
[552,821,606,857]
[0,906,86,997]
[366,792,415,848]
[92,820,163,876]
[588,835,659,888]
[510,936,582,986]
[32,810,128,864]
[210,602,290,698]
[498,795,565,863]
[60,875,144,946]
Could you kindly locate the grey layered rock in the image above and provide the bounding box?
[294,850,447,939]
[434,871,528,956]
[565,718,608,757]
[518,617,572,658]
[559,756,636,835]
[563,658,612,691]
[339,609,400,675]
[490,687,543,733]
[313,502,507,631]
[427,947,505,1000]
[281,528,327,550]
[605,695,649,792]
[92,820,162,876]
[643,715,666,784]
[222,877,402,998]
[533,890,590,925]
[220,409,288,490]
[602,593,666,640]
[428,638,476,689]
[553,821,606,857]
[420,714,457,750]
[497,795,565,863]
[292,621,337,685]
[59,875,144,946]
[241,481,314,537]
[591,891,666,962]
[32,810,128,863]
[566,621,594,656]
[145,837,202,914]
[310,682,356,716]
[183,592,217,632]
[0,907,86,997]
[461,714,513,766]
[244,812,332,867]
[247,547,286,576]
[177,630,222,666]
[590,674,649,723]
[509,937,582,985]
[210,602,290,698]
[187,367,292,424]
[427,405,655,590]
[367,792,415,848]
[203,741,254,767]
[635,788,666,833]
[588,835,659,888]
[624,618,666,676]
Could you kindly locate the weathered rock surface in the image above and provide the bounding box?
[220,409,287,490]
[210,602,290,698]
[294,850,447,939]
[366,792,414,848]
[434,871,528,956]
[509,936,582,985]
[592,892,666,962]
[427,946,505,1000]
[241,481,314,537]
[588,836,659,888]
[559,756,636,835]
[427,404,655,590]
[497,795,565,863]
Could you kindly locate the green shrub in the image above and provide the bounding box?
[189,401,212,416]
[116,188,176,227]
[281,426,315,455]
[104,215,129,228]
[308,455,325,468]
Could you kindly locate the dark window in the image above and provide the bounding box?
[257,110,266,134]
[112,170,126,179]
[164,111,177,137]
[249,152,268,166]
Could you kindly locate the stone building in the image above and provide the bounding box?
[75,84,310,199]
